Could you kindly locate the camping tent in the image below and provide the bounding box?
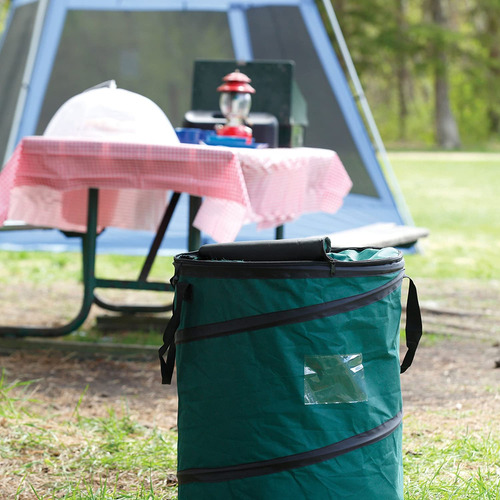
[0,0,416,250]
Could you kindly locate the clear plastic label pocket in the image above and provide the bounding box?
[304,354,367,405]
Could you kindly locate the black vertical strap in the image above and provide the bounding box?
[400,276,422,373]
[159,282,191,384]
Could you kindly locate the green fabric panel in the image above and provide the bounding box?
[177,271,401,331]
[328,247,400,262]
[175,248,405,498]
[178,426,403,499]
[176,287,402,470]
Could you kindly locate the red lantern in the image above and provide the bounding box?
[216,69,255,143]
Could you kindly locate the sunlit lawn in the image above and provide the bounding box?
[389,152,500,280]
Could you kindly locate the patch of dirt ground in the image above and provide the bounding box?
[0,277,499,428]
[1,351,179,429]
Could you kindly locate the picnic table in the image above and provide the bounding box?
[0,136,352,337]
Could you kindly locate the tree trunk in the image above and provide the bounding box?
[430,0,461,149]
[486,15,500,134]
[396,0,409,140]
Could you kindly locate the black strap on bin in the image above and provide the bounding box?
[198,237,332,262]
[400,276,422,374]
[158,281,191,384]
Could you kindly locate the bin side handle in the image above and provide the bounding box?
[159,281,191,384]
[400,276,422,373]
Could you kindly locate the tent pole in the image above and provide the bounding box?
[3,0,50,165]
[321,0,415,226]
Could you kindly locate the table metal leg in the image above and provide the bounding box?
[138,192,181,281]
[86,188,175,314]
[188,195,202,251]
[0,189,100,337]
[93,191,180,313]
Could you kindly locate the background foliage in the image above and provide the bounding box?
[323,0,500,149]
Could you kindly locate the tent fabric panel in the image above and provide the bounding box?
[65,0,230,10]
[7,0,38,8]
[299,1,397,203]
[13,0,68,148]
[227,7,253,60]
[246,5,378,198]
[0,2,38,162]
[33,9,234,134]
[276,194,406,240]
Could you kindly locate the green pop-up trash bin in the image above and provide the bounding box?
[159,237,422,499]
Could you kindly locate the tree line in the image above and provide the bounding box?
[322,0,500,149]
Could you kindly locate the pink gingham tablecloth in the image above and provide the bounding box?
[0,137,352,243]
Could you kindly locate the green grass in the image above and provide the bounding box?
[0,372,178,499]
[389,153,500,280]
[0,251,174,286]
[403,411,500,499]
